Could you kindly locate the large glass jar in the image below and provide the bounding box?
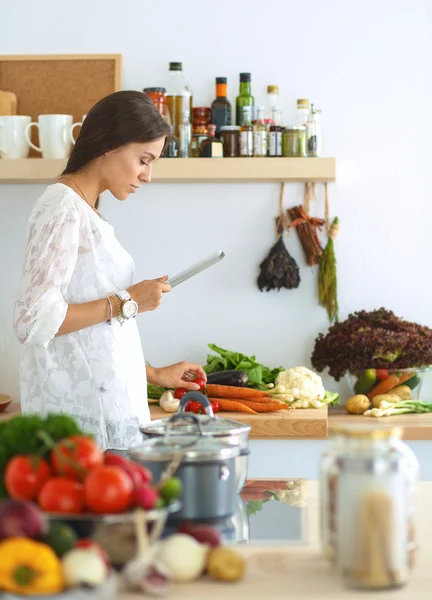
[321,425,419,591]
[220,125,240,157]
[282,125,306,157]
[143,88,171,125]
[192,107,211,132]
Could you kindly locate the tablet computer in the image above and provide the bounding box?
[167,250,225,288]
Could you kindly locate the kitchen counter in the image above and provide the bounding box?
[120,479,432,599]
[150,405,328,439]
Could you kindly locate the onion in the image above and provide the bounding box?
[155,534,209,582]
[0,499,47,539]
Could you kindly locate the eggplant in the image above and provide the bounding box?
[206,370,249,387]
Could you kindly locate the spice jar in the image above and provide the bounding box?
[143,88,171,125]
[190,126,208,158]
[220,126,240,157]
[282,126,306,157]
[322,425,419,591]
[192,107,211,132]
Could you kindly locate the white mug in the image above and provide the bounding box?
[25,114,73,159]
[0,115,31,159]
[70,114,87,145]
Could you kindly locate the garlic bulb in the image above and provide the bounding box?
[159,391,180,413]
[155,534,209,582]
[62,548,107,588]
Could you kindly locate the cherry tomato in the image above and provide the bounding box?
[84,466,133,514]
[376,369,389,381]
[51,435,103,480]
[184,400,204,414]
[5,456,52,501]
[75,539,110,570]
[211,400,220,414]
[193,377,206,391]
[38,477,85,514]
[174,387,188,400]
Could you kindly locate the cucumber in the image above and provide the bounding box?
[403,373,421,391]
[354,369,377,395]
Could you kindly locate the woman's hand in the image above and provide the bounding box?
[127,276,171,313]
[147,362,207,391]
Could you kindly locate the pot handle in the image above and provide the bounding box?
[178,391,215,418]
[165,412,205,439]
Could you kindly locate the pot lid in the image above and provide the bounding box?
[129,435,240,463]
[141,414,250,439]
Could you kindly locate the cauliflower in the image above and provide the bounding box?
[275,367,325,402]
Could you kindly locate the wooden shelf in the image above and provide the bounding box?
[0,157,336,184]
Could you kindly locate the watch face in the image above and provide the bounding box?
[122,300,138,319]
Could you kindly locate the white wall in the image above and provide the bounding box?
[1,0,432,402]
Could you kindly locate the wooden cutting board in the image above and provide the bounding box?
[0,89,17,115]
[149,404,328,439]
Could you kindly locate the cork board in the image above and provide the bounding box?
[0,54,122,156]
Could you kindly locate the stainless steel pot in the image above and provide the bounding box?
[131,413,240,521]
[140,391,251,492]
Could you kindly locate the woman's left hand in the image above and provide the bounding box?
[148,362,207,391]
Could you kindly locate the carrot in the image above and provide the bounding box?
[367,372,414,399]
[210,398,287,413]
[217,399,258,414]
[206,384,270,400]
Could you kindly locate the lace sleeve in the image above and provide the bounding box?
[13,200,81,347]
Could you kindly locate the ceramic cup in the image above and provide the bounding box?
[25,114,73,159]
[0,115,31,158]
[70,114,87,145]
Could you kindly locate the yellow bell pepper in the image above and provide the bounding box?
[0,537,64,595]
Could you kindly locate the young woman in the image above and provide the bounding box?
[13,90,206,451]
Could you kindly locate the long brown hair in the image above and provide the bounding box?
[62,90,170,208]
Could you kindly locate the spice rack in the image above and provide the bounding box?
[0,157,336,183]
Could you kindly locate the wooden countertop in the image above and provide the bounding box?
[120,480,432,599]
[150,404,328,439]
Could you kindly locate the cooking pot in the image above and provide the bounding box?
[130,413,240,521]
[140,391,251,492]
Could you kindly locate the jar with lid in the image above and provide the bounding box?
[143,88,171,125]
[220,126,240,157]
[190,126,208,157]
[192,107,211,132]
[282,126,306,157]
[322,425,419,591]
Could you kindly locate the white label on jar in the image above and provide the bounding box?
[253,131,267,157]
[270,131,282,156]
[240,131,253,156]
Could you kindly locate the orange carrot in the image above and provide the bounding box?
[216,399,258,414]
[210,398,287,413]
[206,384,269,400]
[367,372,413,399]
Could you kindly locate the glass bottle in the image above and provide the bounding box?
[253,105,267,157]
[266,85,279,120]
[297,98,309,126]
[307,103,323,157]
[239,106,253,157]
[269,106,283,157]
[211,77,232,137]
[143,88,171,125]
[190,126,208,158]
[163,125,178,158]
[166,62,193,139]
[178,110,192,158]
[200,124,223,158]
[236,72,255,126]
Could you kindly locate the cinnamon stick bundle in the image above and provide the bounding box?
[288,205,324,267]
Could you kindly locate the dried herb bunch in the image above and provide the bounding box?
[288,205,324,266]
[311,308,432,380]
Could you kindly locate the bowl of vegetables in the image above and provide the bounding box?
[346,367,431,402]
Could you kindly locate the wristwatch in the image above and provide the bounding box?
[113,290,138,325]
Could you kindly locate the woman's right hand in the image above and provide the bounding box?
[127,276,171,313]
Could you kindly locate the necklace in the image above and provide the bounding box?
[59,176,99,216]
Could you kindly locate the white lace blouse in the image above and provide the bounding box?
[13,183,150,451]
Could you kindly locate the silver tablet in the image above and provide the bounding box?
[168,250,225,288]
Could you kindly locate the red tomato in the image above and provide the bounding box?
[211,400,220,414]
[376,369,389,381]
[84,466,133,514]
[184,400,204,414]
[38,477,85,514]
[193,377,206,391]
[51,435,103,480]
[174,387,188,400]
[75,539,110,570]
[5,456,52,501]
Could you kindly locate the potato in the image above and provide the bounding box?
[345,394,370,415]
[389,385,412,401]
[372,393,401,409]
